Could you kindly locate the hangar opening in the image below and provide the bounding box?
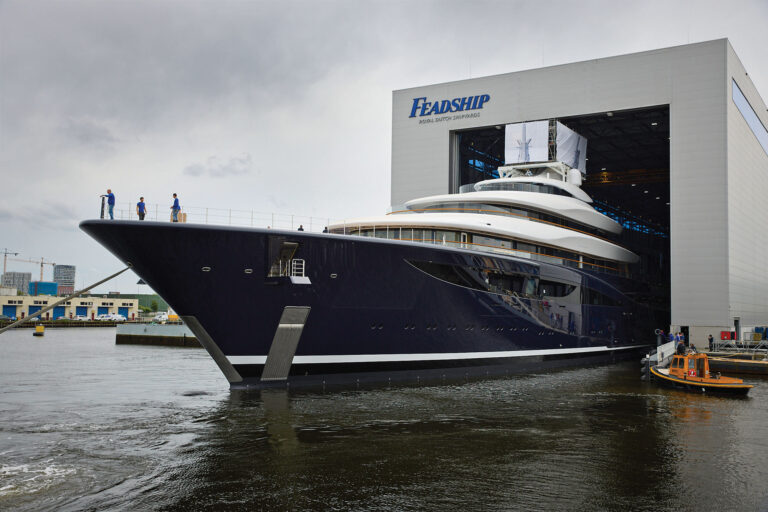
[450,105,671,326]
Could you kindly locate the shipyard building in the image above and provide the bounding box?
[390,39,768,343]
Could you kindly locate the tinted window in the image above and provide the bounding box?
[584,287,621,306]
[733,79,768,156]
[408,261,487,291]
[539,280,577,297]
[408,261,539,298]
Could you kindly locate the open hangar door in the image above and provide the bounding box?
[451,105,670,327]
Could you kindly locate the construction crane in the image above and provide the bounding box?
[8,257,56,281]
[1,248,19,275]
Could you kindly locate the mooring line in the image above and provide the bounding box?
[0,265,132,335]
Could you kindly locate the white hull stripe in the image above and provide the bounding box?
[226,344,646,366]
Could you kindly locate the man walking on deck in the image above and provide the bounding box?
[101,189,115,219]
[170,193,180,222]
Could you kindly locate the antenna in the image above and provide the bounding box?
[516,123,532,163]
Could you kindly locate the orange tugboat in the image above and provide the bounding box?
[650,352,753,395]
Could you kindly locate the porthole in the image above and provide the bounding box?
[201,266,211,272]
[330,273,338,279]
[244,268,253,274]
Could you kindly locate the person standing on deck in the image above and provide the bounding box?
[101,189,115,219]
[136,197,147,220]
[170,193,180,222]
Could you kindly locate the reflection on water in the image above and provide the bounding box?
[1,328,768,511]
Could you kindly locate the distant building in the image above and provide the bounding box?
[107,293,169,311]
[53,264,76,295]
[1,272,31,295]
[29,281,58,296]
[0,294,139,320]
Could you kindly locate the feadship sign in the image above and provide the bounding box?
[409,94,491,124]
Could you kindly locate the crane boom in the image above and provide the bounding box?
[7,257,56,281]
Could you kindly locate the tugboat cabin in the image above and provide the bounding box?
[669,353,711,379]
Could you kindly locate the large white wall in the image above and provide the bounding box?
[726,44,768,329]
[391,40,768,336]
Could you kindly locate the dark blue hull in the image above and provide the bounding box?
[80,220,653,389]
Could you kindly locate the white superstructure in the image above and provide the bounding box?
[330,162,637,273]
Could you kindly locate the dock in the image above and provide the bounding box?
[707,353,768,375]
[115,323,201,348]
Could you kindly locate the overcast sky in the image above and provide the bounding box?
[1,0,767,295]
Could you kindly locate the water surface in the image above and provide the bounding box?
[1,328,767,511]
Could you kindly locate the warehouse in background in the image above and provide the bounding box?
[391,39,768,343]
[28,281,58,296]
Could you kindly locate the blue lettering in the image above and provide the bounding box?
[410,94,491,118]
[409,97,426,118]
[458,97,472,111]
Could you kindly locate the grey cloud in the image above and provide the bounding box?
[183,154,255,178]
[0,1,390,135]
[0,203,82,232]
[65,117,119,153]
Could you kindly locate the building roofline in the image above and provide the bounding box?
[393,38,729,94]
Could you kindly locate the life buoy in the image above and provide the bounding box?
[688,369,696,377]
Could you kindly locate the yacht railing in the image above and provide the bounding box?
[291,259,306,278]
[102,202,343,233]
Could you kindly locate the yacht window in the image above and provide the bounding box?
[435,231,458,245]
[407,261,487,291]
[583,287,621,306]
[474,182,574,197]
[408,261,539,298]
[539,280,577,298]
